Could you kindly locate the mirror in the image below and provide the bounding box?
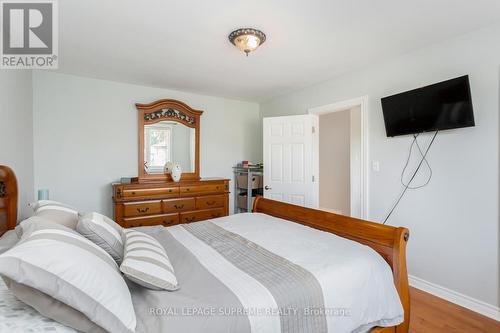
[144,121,195,174]
[136,99,203,182]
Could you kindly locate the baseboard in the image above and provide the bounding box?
[409,275,500,321]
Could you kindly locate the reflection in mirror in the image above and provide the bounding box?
[144,121,195,174]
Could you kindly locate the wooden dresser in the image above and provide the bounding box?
[112,179,230,228]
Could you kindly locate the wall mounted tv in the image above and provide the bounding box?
[381,75,475,137]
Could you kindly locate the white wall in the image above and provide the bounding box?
[261,24,500,310]
[0,71,34,220]
[319,110,350,214]
[33,72,260,217]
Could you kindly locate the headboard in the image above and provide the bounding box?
[0,165,18,237]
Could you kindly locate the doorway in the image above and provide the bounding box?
[309,96,369,218]
[262,115,316,207]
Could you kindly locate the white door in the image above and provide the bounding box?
[263,115,317,207]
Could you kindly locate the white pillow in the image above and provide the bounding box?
[0,218,136,332]
[29,200,76,212]
[30,200,79,229]
[120,229,179,291]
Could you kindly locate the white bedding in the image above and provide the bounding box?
[167,213,404,333]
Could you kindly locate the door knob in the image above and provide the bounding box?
[264,185,272,190]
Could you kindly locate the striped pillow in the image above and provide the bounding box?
[77,212,124,264]
[120,229,179,291]
[17,216,70,239]
[0,218,136,333]
[30,200,79,229]
[29,200,77,212]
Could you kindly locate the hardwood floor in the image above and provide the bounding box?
[409,287,500,333]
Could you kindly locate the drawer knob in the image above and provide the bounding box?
[206,200,216,206]
[136,207,149,213]
[174,204,185,209]
[185,217,195,223]
[162,220,173,225]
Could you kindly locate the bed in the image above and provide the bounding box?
[0,165,410,333]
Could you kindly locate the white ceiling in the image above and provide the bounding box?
[58,0,500,102]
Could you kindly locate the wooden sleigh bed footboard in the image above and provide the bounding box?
[253,196,410,333]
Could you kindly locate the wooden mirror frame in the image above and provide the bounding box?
[136,99,203,182]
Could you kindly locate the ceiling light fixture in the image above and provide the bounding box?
[228,28,266,56]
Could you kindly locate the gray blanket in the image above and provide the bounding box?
[131,224,327,333]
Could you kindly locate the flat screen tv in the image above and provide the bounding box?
[381,75,475,137]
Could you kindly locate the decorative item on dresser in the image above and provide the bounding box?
[112,179,229,227]
[113,98,230,228]
[170,163,182,182]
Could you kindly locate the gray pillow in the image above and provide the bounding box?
[0,218,136,333]
[77,212,124,264]
[2,277,106,333]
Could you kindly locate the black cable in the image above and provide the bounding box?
[382,130,438,224]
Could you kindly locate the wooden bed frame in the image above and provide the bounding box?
[0,165,18,237]
[253,196,410,333]
[0,165,409,332]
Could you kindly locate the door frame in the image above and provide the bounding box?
[308,95,369,219]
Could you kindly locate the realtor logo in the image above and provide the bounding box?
[1,0,58,69]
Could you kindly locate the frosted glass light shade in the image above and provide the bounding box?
[229,28,266,56]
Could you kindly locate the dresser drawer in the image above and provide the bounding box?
[180,184,226,196]
[195,195,226,210]
[121,186,179,199]
[123,213,179,228]
[163,198,195,212]
[123,200,162,217]
[180,208,225,224]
